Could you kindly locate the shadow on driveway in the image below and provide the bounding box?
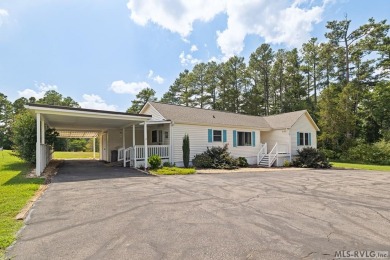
[54,160,150,183]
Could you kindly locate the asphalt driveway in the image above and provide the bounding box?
[7,161,390,259]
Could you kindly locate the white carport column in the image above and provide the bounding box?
[144,121,148,168]
[93,137,96,159]
[123,127,126,167]
[41,119,45,145]
[132,124,135,147]
[36,113,41,176]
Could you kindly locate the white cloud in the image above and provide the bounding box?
[18,82,58,99]
[190,44,198,52]
[179,51,201,67]
[79,94,117,111]
[109,80,150,94]
[217,0,324,58]
[127,0,226,37]
[147,70,165,84]
[0,9,9,27]
[127,0,327,58]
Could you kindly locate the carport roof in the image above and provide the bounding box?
[25,104,152,133]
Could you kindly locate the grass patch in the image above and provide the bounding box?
[331,162,390,171]
[151,167,196,175]
[53,151,99,159]
[0,150,44,256]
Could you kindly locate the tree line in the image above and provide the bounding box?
[128,17,390,159]
[0,91,94,162]
[1,17,389,163]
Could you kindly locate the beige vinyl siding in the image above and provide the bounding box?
[290,114,318,155]
[142,104,165,120]
[172,123,261,165]
[261,130,290,153]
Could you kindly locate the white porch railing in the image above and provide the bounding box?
[257,143,267,165]
[268,142,278,167]
[118,147,124,161]
[134,145,170,159]
[118,145,169,168]
[125,147,134,167]
[40,144,53,173]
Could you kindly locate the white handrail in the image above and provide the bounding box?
[257,143,267,164]
[118,148,124,161]
[268,142,278,167]
[124,147,133,167]
[134,145,170,159]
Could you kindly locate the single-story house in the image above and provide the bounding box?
[27,102,319,175]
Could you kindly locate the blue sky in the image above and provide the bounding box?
[0,0,389,112]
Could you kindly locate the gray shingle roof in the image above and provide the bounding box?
[148,102,318,130]
[148,102,271,129]
[263,110,308,129]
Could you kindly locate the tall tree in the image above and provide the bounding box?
[249,44,274,115]
[127,87,157,113]
[220,56,246,113]
[283,49,305,112]
[325,17,389,83]
[302,38,321,108]
[0,93,13,149]
[191,63,209,108]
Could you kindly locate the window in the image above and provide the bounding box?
[298,132,311,146]
[237,131,252,146]
[213,130,222,142]
[152,130,163,143]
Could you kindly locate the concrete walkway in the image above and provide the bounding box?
[6,162,390,260]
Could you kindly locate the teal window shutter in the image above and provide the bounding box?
[297,132,300,146]
[233,130,237,147]
[223,130,227,142]
[252,131,255,147]
[208,129,213,143]
[308,133,312,145]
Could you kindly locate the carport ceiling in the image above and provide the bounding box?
[25,104,152,132]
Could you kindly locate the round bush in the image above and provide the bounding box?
[237,157,248,167]
[148,154,162,169]
[192,153,213,168]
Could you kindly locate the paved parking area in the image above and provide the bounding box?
[7,161,390,259]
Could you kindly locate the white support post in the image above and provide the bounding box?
[144,122,148,168]
[36,113,41,176]
[93,137,96,159]
[123,127,126,167]
[99,133,103,160]
[169,122,173,164]
[132,124,135,147]
[41,119,45,145]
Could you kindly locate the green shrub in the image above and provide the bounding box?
[292,147,331,168]
[319,148,340,160]
[237,157,248,167]
[182,134,190,168]
[162,161,176,167]
[151,167,196,175]
[193,144,238,169]
[148,154,162,169]
[342,141,390,165]
[283,160,291,167]
[193,153,213,168]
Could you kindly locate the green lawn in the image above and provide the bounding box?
[151,167,196,175]
[53,151,99,159]
[0,150,44,256]
[331,162,390,171]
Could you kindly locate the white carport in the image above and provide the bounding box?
[25,104,152,176]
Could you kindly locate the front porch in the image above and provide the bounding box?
[103,120,172,168]
[257,142,292,167]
